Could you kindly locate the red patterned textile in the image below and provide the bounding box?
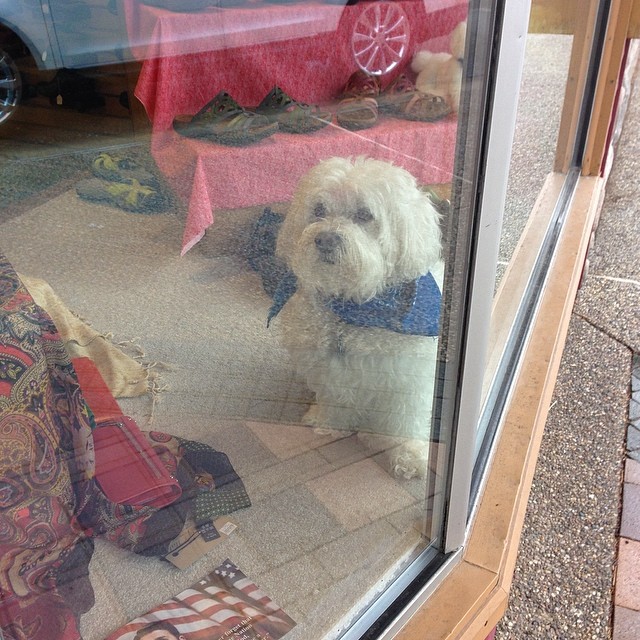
[0,254,95,640]
[0,257,179,639]
[0,255,250,639]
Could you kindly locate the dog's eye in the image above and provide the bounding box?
[354,207,373,223]
[313,203,326,218]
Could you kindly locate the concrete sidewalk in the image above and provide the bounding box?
[496,55,640,639]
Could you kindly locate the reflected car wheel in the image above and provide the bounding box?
[0,49,22,124]
[351,2,411,76]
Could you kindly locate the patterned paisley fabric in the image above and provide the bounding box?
[0,253,95,640]
[0,253,251,640]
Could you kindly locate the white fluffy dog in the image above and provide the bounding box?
[270,157,444,479]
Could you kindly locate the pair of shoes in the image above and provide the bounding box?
[174,92,279,146]
[76,178,168,214]
[253,86,332,134]
[174,88,331,145]
[76,153,168,214]
[336,70,451,130]
[92,153,160,189]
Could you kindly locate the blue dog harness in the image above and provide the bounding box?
[267,271,441,337]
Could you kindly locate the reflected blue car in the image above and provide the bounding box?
[0,1,458,124]
[0,0,139,122]
[0,0,353,123]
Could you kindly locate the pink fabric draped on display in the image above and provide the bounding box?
[124,0,467,253]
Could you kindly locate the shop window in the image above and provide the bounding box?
[0,0,619,638]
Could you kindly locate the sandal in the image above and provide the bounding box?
[336,70,381,131]
[336,96,378,131]
[173,91,279,146]
[76,178,168,214]
[397,92,451,122]
[92,152,159,188]
[254,86,331,134]
[341,70,381,98]
[377,74,417,114]
[378,74,451,122]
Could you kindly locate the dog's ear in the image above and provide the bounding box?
[275,189,306,266]
[390,187,443,279]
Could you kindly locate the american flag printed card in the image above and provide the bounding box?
[105,559,296,640]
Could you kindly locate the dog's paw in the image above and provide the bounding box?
[302,404,322,426]
[356,433,428,479]
[389,444,428,480]
[303,405,352,438]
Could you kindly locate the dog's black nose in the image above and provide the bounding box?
[315,231,341,253]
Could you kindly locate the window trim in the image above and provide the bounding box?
[443,0,532,552]
[554,0,607,173]
[582,0,636,175]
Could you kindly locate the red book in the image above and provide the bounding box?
[72,357,181,508]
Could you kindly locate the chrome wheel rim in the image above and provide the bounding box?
[351,3,411,76]
[0,49,21,125]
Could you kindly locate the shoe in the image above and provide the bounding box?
[396,92,451,122]
[254,86,331,134]
[76,178,168,214]
[92,153,159,189]
[336,71,381,131]
[379,74,451,122]
[173,92,278,146]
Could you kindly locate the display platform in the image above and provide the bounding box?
[151,116,458,254]
[125,0,466,253]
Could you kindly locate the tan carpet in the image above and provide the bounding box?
[1,189,428,640]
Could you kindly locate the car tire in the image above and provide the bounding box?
[0,48,22,124]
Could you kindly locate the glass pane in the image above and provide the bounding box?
[474,0,592,467]
[497,0,577,286]
[0,1,492,638]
